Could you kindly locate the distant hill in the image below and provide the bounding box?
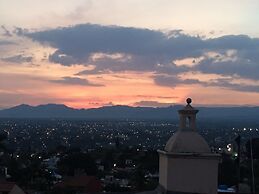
[0,104,178,119]
[0,104,259,122]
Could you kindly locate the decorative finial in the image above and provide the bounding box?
[186,98,192,105]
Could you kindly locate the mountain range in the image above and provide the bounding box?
[0,104,259,123]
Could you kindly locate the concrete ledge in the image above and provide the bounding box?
[156,184,201,194]
[157,149,221,160]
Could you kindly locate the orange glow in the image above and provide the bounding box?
[1,44,259,108]
[2,57,259,109]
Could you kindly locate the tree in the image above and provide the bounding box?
[58,152,97,176]
[218,153,238,186]
[0,132,7,152]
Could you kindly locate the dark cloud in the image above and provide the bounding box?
[207,35,259,50]
[76,54,171,75]
[154,75,259,93]
[23,24,259,77]
[50,76,104,86]
[13,27,28,36]
[194,57,259,80]
[206,78,259,93]
[1,54,33,63]
[0,40,15,46]
[154,75,201,87]
[24,23,205,67]
[49,50,79,66]
[76,69,110,75]
[134,100,175,107]
[19,23,259,92]
[136,95,178,99]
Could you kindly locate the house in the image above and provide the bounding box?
[54,174,102,193]
[0,181,26,194]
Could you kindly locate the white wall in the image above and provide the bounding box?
[159,155,219,194]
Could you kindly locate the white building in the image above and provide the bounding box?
[158,98,221,194]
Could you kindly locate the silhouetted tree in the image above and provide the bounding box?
[58,152,97,176]
[0,132,7,153]
[218,153,237,186]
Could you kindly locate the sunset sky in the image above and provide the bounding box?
[1,0,259,109]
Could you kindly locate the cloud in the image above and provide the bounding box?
[76,54,168,75]
[23,24,259,76]
[76,69,110,75]
[154,75,201,87]
[206,78,259,93]
[194,57,259,80]
[23,23,205,67]
[13,27,28,36]
[154,75,259,93]
[19,23,259,92]
[103,102,115,106]
[207,35,258,50]
[49,50,78,66]
[136,95,178,99]
[1,54,33,63]
[50,76,104,86]
[134,100,175,107]
[0,40,15,46]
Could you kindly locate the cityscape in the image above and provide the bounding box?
[0,116,258,193]
[0,119,259,152]
[1,0,259,193]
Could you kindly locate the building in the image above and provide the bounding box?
[54,174,102,193]
[0,181,26,194]
[158,98,221,194]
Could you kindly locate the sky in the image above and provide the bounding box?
[1,0,259,109]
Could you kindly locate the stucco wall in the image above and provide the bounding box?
[159,154,168,189]
[159,156,219,194]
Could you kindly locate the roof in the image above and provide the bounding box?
[164,98,210,153]
[165,131,210,153]
[0,181,26,194]
[55,175,102,193]
[0,181,15,192]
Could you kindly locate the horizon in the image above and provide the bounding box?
[1,1,259,108]
[1,101,259,111]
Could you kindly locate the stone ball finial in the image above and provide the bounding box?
[186,98,192,105]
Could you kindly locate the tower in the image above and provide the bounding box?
[158,98,220,194]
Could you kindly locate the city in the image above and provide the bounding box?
[1,0,259,193]
[0,117,258,193]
